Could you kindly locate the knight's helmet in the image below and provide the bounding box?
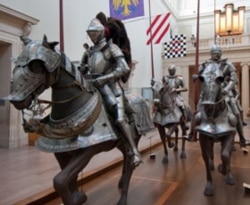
[168,64,176,76]
[210,44,222,58]
[86,18,105,44]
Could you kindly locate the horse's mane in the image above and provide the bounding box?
[96,12,132,72]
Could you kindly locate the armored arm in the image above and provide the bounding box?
[79,51,89,75]
[170,76,187,94]
[175,76,187,93]
[94,43,130,87]
[222,62,238,95]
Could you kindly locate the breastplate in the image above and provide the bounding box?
[168,78,176,89]
[88,50,111,74]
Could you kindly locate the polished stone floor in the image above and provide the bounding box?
[1,119,250,205]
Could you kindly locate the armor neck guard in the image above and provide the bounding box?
[168,75,177,79]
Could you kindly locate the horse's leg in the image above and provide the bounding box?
[231,138,237,152]
[209,141,215,171]
[54,152,86,203]
[174,127,179,152]
[179,121,187,159]
[53,148,99,205]
[166,124,176,148]
[117,144,136,205]
[117,134,140,189]
[199,134,214,196]
[157,126,169,163]
[118,148,127,189]
[218,135,235,185]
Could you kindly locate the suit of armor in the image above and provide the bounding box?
[167,65,188,129]
[189,45,248,147]
[85,18,142,166]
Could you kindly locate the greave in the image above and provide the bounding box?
[237,119,246,146]
[117,120,140,155]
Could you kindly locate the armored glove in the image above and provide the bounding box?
[94,73,115,87]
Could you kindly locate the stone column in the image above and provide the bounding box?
[240,62,249,117]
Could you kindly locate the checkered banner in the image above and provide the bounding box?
[164,34,187,59]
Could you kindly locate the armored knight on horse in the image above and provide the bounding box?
[81,17,142,166]
[151,70,192,163]
[189,44,250,148]
[3,13,154,205]
[189,44,249,196]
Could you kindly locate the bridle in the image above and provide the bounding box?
[21,53,87,131]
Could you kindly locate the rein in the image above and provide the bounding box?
[21,52,87,128]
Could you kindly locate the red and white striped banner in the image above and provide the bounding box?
[146,13,171,45]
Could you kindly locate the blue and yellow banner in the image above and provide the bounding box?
[109,0,144,20]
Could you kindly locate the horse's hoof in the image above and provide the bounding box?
[204,188,214,196]
[73,192,87,204]
[218,164,226,175]
[168,142,174,148]
[117,198,127,205]
[226,173,235,185]
[204,182,214,196]
[162,156,169,164]
[180,153,186,159]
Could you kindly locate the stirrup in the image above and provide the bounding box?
[184,133,193,142]
[133,153,143,167]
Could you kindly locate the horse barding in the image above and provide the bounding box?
[151,77,192,163]
[192,62,238,196]
[3,35,154,205]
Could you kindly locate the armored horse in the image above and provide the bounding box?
[151,77,192,163]
[192,62,237,196]
[4,35,153,205]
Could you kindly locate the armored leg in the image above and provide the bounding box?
[236,119,247,147]
[116,96,142,167]
[230,101,247,147]
[240,110,247,126]
[237,101,247,126]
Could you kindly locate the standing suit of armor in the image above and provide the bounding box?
[85,18,142,166]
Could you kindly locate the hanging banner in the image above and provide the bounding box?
[109,0,144,20]
[146,13,171,45]
[164,34,187,58]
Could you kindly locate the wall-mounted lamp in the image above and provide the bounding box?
[214,3,245,36]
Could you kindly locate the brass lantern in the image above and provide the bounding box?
[214,3,245,36]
